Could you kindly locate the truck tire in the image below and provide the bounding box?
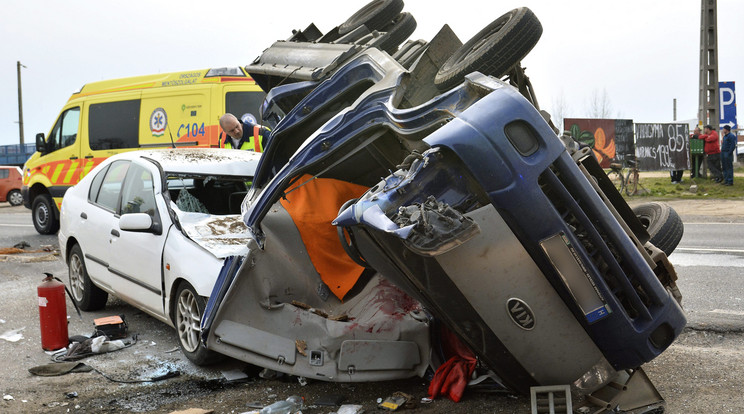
[632,202,684,256]
[377,12,417,55]
[32,193,60,234]
[434,7,542,91]
[338,0,404,35]
[7,189,23,206]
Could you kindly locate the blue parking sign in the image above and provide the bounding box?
[719,81,737,130]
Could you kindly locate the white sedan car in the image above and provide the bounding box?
[59,148,260,364]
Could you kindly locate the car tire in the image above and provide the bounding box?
[68,244,108,311]
[7,189,23,206]
[32,193,60,234]
[377,12,417,55]
[338,0,404,35]
[174,282,222,366]
[434,7,542,91]
[632,202,684,256]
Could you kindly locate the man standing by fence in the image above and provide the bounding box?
[720,125,736,186]
[700,124,722,183]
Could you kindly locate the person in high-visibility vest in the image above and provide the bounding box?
[218,113,268,152]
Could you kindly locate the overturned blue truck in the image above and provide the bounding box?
[201,0,685,408]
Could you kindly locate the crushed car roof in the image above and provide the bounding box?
[121,148,261,176]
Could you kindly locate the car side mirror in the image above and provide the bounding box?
[119,213,154,232]
[35,133,46,154]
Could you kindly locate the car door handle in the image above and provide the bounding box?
[80,212,87,219]
[111,229,120,237]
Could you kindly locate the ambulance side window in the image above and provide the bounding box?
[225,91,269,124]
[89,100,141,150]
[47,107,80,153]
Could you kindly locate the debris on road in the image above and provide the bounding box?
[0,327,24,342]
[378,391,414,411]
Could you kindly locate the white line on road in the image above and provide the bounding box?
[710,309,744,316]
[684,222,744,225]
[0,224,34,228]
[675,247,744,254]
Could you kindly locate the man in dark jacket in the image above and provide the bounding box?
[720,125,737,186]
[700,124,722,182]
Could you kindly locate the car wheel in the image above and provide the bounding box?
[434,7,542,91]
[632,202,684,256]
[338,0,404,35]
[32,193,60,234]
[7,189,23,206]
[174,282,222,365]
[376,12,417,55]
[68,244,108,311]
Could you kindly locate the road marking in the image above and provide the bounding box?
[675,247,744,254]
[0,224,34,228]
[684,222,744,225]
[710,309,744,316]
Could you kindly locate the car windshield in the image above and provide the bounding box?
[166,174,250,216]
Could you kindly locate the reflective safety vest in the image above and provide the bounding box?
[222,125,264,152]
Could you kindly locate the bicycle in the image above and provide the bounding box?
[606,154,645,196]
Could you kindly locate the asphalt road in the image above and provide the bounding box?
[1,201,744,413]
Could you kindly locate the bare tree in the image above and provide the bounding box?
[587,88,614,119]
[550,90,570,132]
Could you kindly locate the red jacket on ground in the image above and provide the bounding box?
[700,130,720,154]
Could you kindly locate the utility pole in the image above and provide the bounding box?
[17,61,26,145]
[698,0,718,130]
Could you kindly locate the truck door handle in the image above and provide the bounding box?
[111,229,120,237]
[84,155,94,159]
[69,156,78,160]
[80,212,87,219]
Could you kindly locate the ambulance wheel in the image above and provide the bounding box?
[338,0,404,35]
[434,7,542,91]
[68,244,108,311]
[7,189,23,206]
[32,193,59,234]
[174,282,222,365]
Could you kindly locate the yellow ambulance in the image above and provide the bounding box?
[22,67,266,234]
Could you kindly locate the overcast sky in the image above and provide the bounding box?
[1,0,741,147]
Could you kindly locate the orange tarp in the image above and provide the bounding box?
[280,174,369,300]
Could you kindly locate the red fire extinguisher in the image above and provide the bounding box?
[38,273,69,350]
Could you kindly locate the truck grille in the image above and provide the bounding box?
[538,162,660,322]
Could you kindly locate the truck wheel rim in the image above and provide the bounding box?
[176,289,201,353]
[69,254,85,301]
[36,203,49,226]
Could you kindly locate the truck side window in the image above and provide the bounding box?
[47,107,80,153]
[89,100,141,150]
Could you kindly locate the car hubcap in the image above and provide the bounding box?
[9,192,22,205]
[69,254,85,302]
[177,289,201,353]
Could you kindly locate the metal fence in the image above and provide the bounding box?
[0,143,36,166]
